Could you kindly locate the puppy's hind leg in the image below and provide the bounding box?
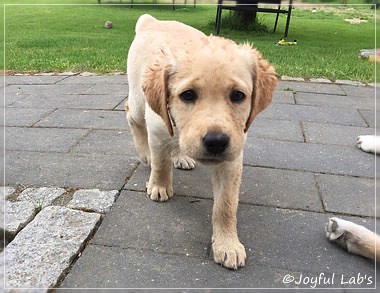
[125,101,151,165]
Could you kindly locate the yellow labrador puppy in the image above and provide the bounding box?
[125,14,277,269]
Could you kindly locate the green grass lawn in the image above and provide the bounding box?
[1,0,378,82]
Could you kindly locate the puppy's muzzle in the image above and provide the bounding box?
[202,131,230,155]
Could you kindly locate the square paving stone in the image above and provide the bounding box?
[35,109,129,130]
[244,138,375,178]
[62,192,375,288]
[5,151,138,190]
[302,122,374,146]
[295,92,374,110]
[249,118,304,142]
[5,127,89,152]
[124,165,322,212]
[316,174,375,217]
[11,94,127,110]
[70,129,135,155]
[260,104,367,127]
[4,107,56,127]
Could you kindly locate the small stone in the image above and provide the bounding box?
[104,21,113,29]
[18,187,66,208]
[67,189,119,213]
[5,206,101,288]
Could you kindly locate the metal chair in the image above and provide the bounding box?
[215,0,293,37]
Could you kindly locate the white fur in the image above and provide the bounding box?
[356,135,380,154]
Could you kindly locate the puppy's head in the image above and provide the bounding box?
[143,36,277,164]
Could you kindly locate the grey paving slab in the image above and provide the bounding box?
[5,127,89,152]
[249,118,304,142]
[244,138,375,177]
[340,85,376,99]
[5,93,29,106]
[272,90,295,104]
[62,191,375,289]
[11,94,127,110]
[35,109,129,130]
[316,174,375,217]
[5,75,68,85]
[5,151,138,190]
[61,244,304,289]
[5,84,92,96]
[85,84,128,96]
[92,191,212,258]
[115,97,128,111]
[70,129,135,155]
[278,81,345,95]
[56,75,128,85]
[125,165,322,212]
[260,103,367,127]
[358,109,376,128]
[240,167,322,212]
[4,107,56,127]
[302,122,374,146]
[295,92,374,110]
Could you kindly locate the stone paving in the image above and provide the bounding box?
[2,74,378,290]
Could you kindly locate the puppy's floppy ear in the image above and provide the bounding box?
[142,49,175,136]
[245,49,278,132]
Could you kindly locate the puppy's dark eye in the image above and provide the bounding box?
[180,90,197,103]
[230,91,246,103]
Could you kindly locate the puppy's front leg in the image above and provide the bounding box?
[211,152,246,269]
[146,132,174,202]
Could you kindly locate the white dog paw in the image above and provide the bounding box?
[146,183,173,202]
[172,155,196,170]
[212,237,246,270]
[325,217,373,257]
[356,135,378,154]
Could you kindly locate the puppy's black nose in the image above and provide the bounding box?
[203,131,230,155]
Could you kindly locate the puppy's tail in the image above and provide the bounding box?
[135,14,156,34]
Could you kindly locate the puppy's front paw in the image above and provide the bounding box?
[326,217,374,257]
[212,237,246,270]
[146,182,173,202]
[172,154,196,170]
[356,135,377,154]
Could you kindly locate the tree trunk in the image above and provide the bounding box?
[235,0,258,25]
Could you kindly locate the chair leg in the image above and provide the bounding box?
[284,6,292,37]
[215,7,222,35]
[274,7,280,33]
